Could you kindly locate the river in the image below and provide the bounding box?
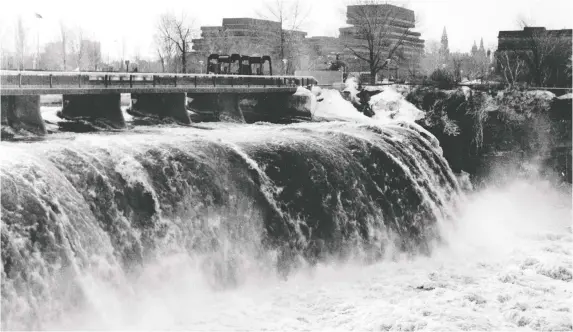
[1,88,571,331]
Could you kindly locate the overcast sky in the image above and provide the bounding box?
[1,0,571,60]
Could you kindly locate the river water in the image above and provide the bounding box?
[1,88,571,331]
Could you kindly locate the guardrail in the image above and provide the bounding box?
[363,81,573,92]
[0,71,318,92]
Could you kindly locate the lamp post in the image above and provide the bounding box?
[199,60,204,74]
[34,12,43,70]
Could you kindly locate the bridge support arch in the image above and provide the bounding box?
[1,95,46,135]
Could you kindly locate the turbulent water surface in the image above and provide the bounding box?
[1,88,571,331]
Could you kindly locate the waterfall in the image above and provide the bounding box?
[1,94,462,329]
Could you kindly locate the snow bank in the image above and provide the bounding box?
[318,79,426,125]
[369,86,425,123]
[313,89,370,122]
[557,93,572,100]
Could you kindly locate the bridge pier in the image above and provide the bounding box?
[60,94,125,129]
[187,93,246,123]
[187,91,313,124]
[242,92,313,123]
[1,95,46,135]
[129,93,190,124]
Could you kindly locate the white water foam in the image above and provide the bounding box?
[5,86,572,331]
[41,177,572,331]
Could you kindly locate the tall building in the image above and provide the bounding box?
[338,4,424,78]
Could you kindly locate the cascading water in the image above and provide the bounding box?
[2,87,570,331]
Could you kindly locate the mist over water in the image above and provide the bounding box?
[1,88,571,331]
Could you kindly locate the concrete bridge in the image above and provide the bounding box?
[1,71,318,135]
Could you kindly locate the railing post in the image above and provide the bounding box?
[49,74,53,88]
[212,76,216,87]
[231,76,233,87]
[79,74,81,87]
[130,75,133,88]
[18,73,21,87]
[153,75,156,87]
[174,75,177,87]
[194,75,197,87]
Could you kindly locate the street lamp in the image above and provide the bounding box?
[34,12,43,70]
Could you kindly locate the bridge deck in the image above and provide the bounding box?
[1,71,317,96]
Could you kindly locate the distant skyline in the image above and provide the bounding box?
[1,0,571,61]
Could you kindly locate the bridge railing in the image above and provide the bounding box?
[0,71,318,90]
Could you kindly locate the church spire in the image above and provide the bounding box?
[441,27,449,47]
[471,40,478,55]
[479,38,485,54]
[439,26,449,59]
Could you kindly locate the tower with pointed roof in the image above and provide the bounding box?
[471,40,478,56]
[439,27,450,63]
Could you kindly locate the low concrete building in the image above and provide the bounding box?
[192,18,307,74]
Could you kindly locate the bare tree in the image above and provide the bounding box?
[154,31,176,72]
[59,21,68,70]
[513,19,572,86]
[15,16,27,70]
[419,39,441,75]
[69,27,84,70]
[87,41,101,71]
[258,0,311,74]
[341,0,414,84]
[156,12,196,73]
[497,51,525,85]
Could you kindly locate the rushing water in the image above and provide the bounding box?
[1,88,571,331]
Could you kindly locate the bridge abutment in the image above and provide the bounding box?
[60,94,125,129]
[1,95,46,135]
[129,93,190,124]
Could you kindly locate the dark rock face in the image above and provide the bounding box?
[406,87,572,184]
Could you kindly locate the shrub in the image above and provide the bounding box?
[429,69,456,89]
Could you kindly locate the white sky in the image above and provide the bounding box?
[0,0,571,60]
